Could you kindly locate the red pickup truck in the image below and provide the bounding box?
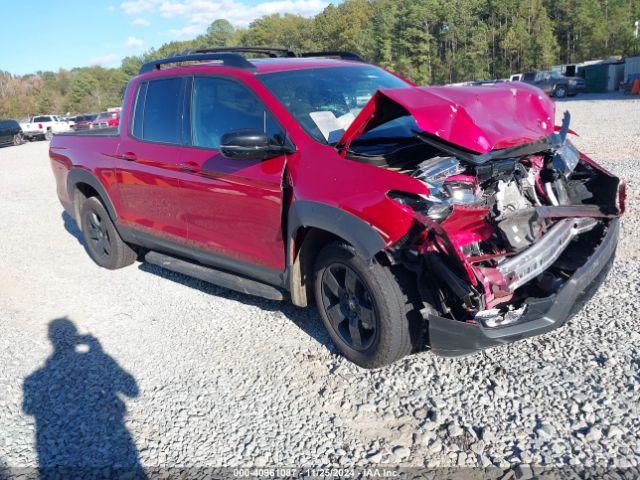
[50,49,624,368]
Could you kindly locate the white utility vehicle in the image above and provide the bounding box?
[20,115,71,141]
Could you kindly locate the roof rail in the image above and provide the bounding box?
[191,47,297,58]
[299,51,364,62]
[139,52,255,74]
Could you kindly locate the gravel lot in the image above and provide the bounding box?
[0,93,639,474]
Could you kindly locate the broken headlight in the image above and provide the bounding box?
[388,191,452,221]
[412,156,463,186]
[552,139,580,178]
[412,156,481,206]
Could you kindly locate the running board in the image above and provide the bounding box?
[144,251,285,301]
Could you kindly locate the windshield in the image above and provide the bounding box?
[258,65,409,144]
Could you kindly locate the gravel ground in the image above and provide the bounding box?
[0,93,639,474]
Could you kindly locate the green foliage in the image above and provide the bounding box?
[204,19,235,47]
[2,0,640,118]
[239,14,317,50]
[313,0,375,55]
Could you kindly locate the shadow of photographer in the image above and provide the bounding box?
[22,318,145,478]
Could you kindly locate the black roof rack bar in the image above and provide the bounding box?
[299,51,364,62]
[139,52,255,74]
[191,47,297,58]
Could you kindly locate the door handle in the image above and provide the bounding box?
[179,161,201,173]
[119,151,137,162]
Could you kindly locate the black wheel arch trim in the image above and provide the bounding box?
[287,200,387,262]
[285,200,388,307]
[66,169,118,222]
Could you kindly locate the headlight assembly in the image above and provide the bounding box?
[388,191,452,221]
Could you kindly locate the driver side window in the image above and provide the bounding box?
[191,77,284,149]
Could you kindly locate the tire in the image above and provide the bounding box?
[44,130,53,141]
[554,85,567,98]
[13,133,23,146]
[313,242,420,368]
[79,196,136,270]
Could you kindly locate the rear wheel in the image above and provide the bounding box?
[13,133,23,146]
[44,130,53,141]
[80,196,136,270]
[313,242,419,368]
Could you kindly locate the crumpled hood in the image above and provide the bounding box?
[338,82,556,155]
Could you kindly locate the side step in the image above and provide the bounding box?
[144,251,285,301]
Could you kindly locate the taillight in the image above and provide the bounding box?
[38,123,43,129]
[618,180,627,214]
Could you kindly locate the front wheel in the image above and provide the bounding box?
[44,130,53,141]
[80,196,137,270]
[554,85,567,98]
[313,242,420,368]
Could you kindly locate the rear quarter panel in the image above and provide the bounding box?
[49,133,121,215]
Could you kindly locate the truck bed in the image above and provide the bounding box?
[54,127,119,137]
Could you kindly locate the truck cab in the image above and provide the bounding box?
[521,70,586,98]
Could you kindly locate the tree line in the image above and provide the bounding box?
[2,0,639,118]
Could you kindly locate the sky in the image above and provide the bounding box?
[0,0,332,76]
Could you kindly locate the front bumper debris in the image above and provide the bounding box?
[427,218,619,357]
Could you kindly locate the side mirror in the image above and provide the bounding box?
[220,129,293,160]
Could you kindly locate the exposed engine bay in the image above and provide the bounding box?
[349,113,625,329]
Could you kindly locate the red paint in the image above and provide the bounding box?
[48,58,612,294]
[91,111,121,129]
[339,83,555,154]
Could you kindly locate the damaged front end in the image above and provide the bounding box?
[340,84,624,355]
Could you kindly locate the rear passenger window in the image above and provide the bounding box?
[134,78,182,144]
[131,82,147,139]
[191,77,284,149]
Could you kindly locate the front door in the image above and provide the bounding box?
[0,121,11,144]
[177,76,287,272]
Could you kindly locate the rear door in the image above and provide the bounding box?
[115,77,190,243]
[176,75,288,272]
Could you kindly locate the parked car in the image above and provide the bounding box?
[20,115,71,140]
[61,116,76,129]
[0,119,25,147]
[90,111,120,130]
[73,114,98,131]
[520,70,586,97]
[49,49,624,368]
[509,73,523,81]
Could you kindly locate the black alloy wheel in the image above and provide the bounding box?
[79,196,137,270]
[86,210,112,261]
[320,263,378,351]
